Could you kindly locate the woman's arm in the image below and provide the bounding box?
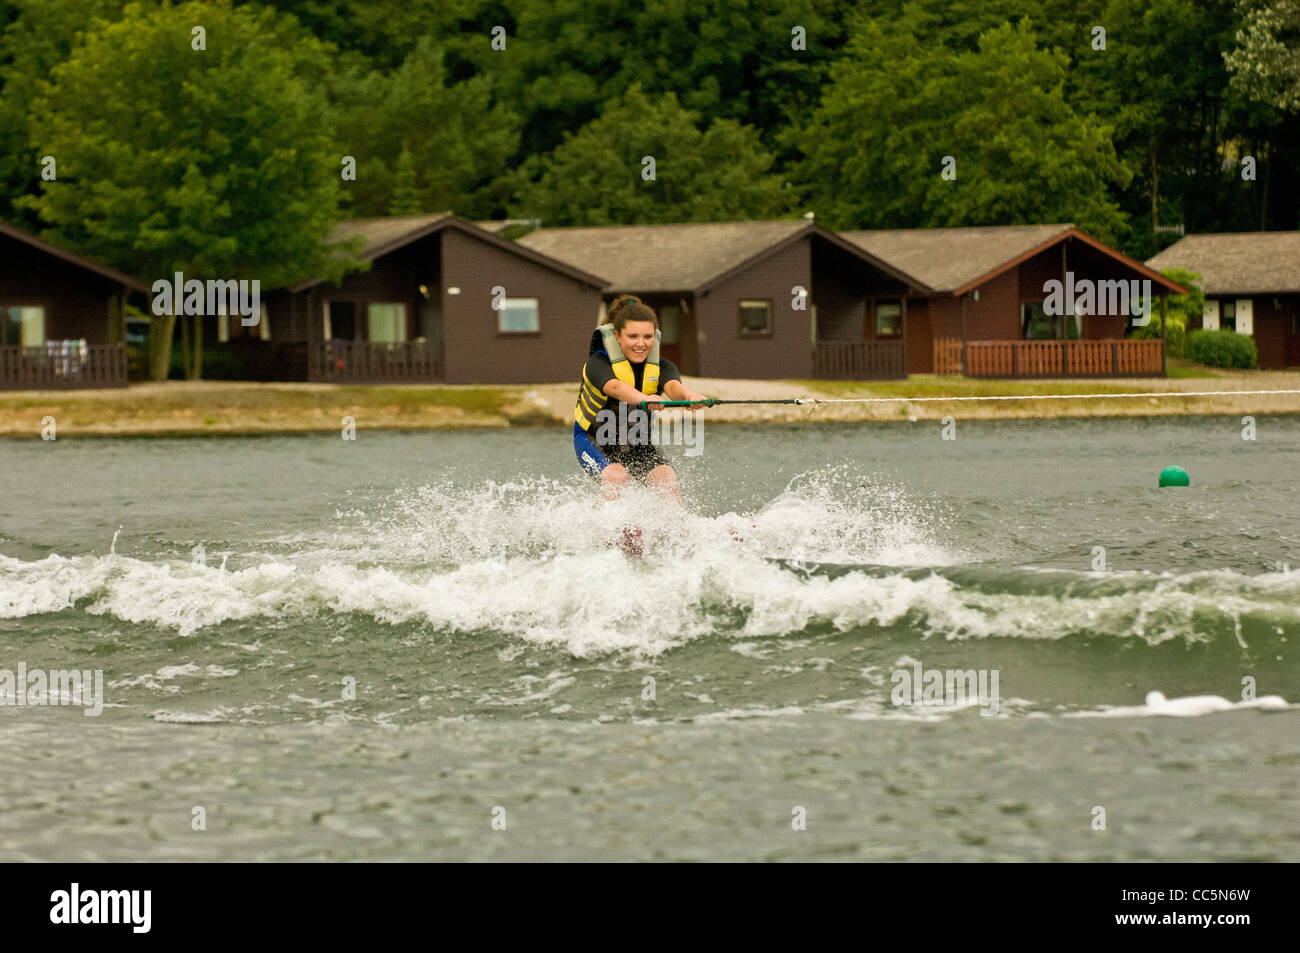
[663,379,708,403]
[602,378,662,407]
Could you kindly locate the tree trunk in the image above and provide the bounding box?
[190,314,203,379]
[180,313,203,380]
[180,311,192,377]
[149,312,176,381]
[1150,137,1159,232]
[1259,141,1270,230]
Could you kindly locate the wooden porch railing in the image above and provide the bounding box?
[0,343,128,389]
[812,340,906,379]
[940,339,1164,378]
[933,338,963,375]
[309,340,445,383]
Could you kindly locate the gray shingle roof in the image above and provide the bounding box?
[841,224,1075,294]
[0,221,149,292]
[289,213,606,291]
[1146,232,1300,294]
[325,212,453,257]
[516,220,814,293]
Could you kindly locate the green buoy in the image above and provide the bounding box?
[1159,465,1189,487]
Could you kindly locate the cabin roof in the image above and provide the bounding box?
[843,224,1184,296]
[1146,231,1300,295]
[288,213,608,292]
[0,221,149,293]
[515,219,931,294]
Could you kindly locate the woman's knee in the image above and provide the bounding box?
[645,464,677,487]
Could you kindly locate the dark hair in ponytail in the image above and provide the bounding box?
[603,294,658,331]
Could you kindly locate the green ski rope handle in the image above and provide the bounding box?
[637,399,716,409]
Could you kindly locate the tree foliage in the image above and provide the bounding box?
[18,0,358,377]
[511,84,792,225]
[1225,0,1300,111]
[330,36,520,219]
[792,13,1129,240]
[0,0,1295,330]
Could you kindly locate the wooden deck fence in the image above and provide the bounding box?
[935,339,1164,378]
[308,340,445,384]
[812,340,906,379]
[933,338,963,375]
[0,343,128,389]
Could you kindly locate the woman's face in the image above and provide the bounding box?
[615,320,656,362]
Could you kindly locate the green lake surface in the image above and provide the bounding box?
[1,417,1297,860]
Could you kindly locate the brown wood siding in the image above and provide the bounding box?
[0,233,122,344]
[695,238,812,379]
[1194,294,1300,368]
[811,254,864,341]
[964,269,1022,340]
[1017,249,1060,301]
[905,298,932,373]
[1252,295,1288,369]
[1286,294,1300,367]
[440,227,602,384]
[929,296,963,342]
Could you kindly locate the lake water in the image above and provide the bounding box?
[1,416,1297,861]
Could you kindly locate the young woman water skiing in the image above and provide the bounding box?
[573,294,709,505]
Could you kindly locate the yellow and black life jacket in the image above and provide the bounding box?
[574,323,662,429]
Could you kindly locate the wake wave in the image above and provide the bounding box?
[1,471,1294,654]
[2,555,1294,655]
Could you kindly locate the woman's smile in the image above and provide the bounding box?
[616,321,656,361]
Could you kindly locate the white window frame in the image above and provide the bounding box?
[738,299,772,336]
[1236,298,1253,336]
[498,297,540,334]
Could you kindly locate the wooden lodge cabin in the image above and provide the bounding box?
[247,213,608,383]
[1146,232,1300,369]
[0,221,146,389]
[509,219,930,380]
[843,224,1185,378]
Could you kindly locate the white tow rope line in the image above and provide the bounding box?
[793,389,1300,404]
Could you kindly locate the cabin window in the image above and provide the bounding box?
[1022,302,1080,340]
[4,306,45,347]
[325,301,356,340]
[739,299,772,336]
[1221,300,1236,332]
[875,301,902,337]
[367,303,407,342]
[498,297,539,333]
[1023,302,1055,339]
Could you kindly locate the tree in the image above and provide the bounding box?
[1225,0,1300,112]
[510,84,792,226]
[791,12,1130,240]
[329,35,520,219]
[1132,268,1203,357]
[428,0,847,164]
[0,0,128,225]
[19,0,357,379]
[388,148,423,215]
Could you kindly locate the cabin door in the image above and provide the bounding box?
[1287,307,1300,367]
[659,304,681,367]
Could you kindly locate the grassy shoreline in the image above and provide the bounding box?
[2,364,1299,437]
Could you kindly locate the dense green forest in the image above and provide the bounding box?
[1,0,1296,285]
